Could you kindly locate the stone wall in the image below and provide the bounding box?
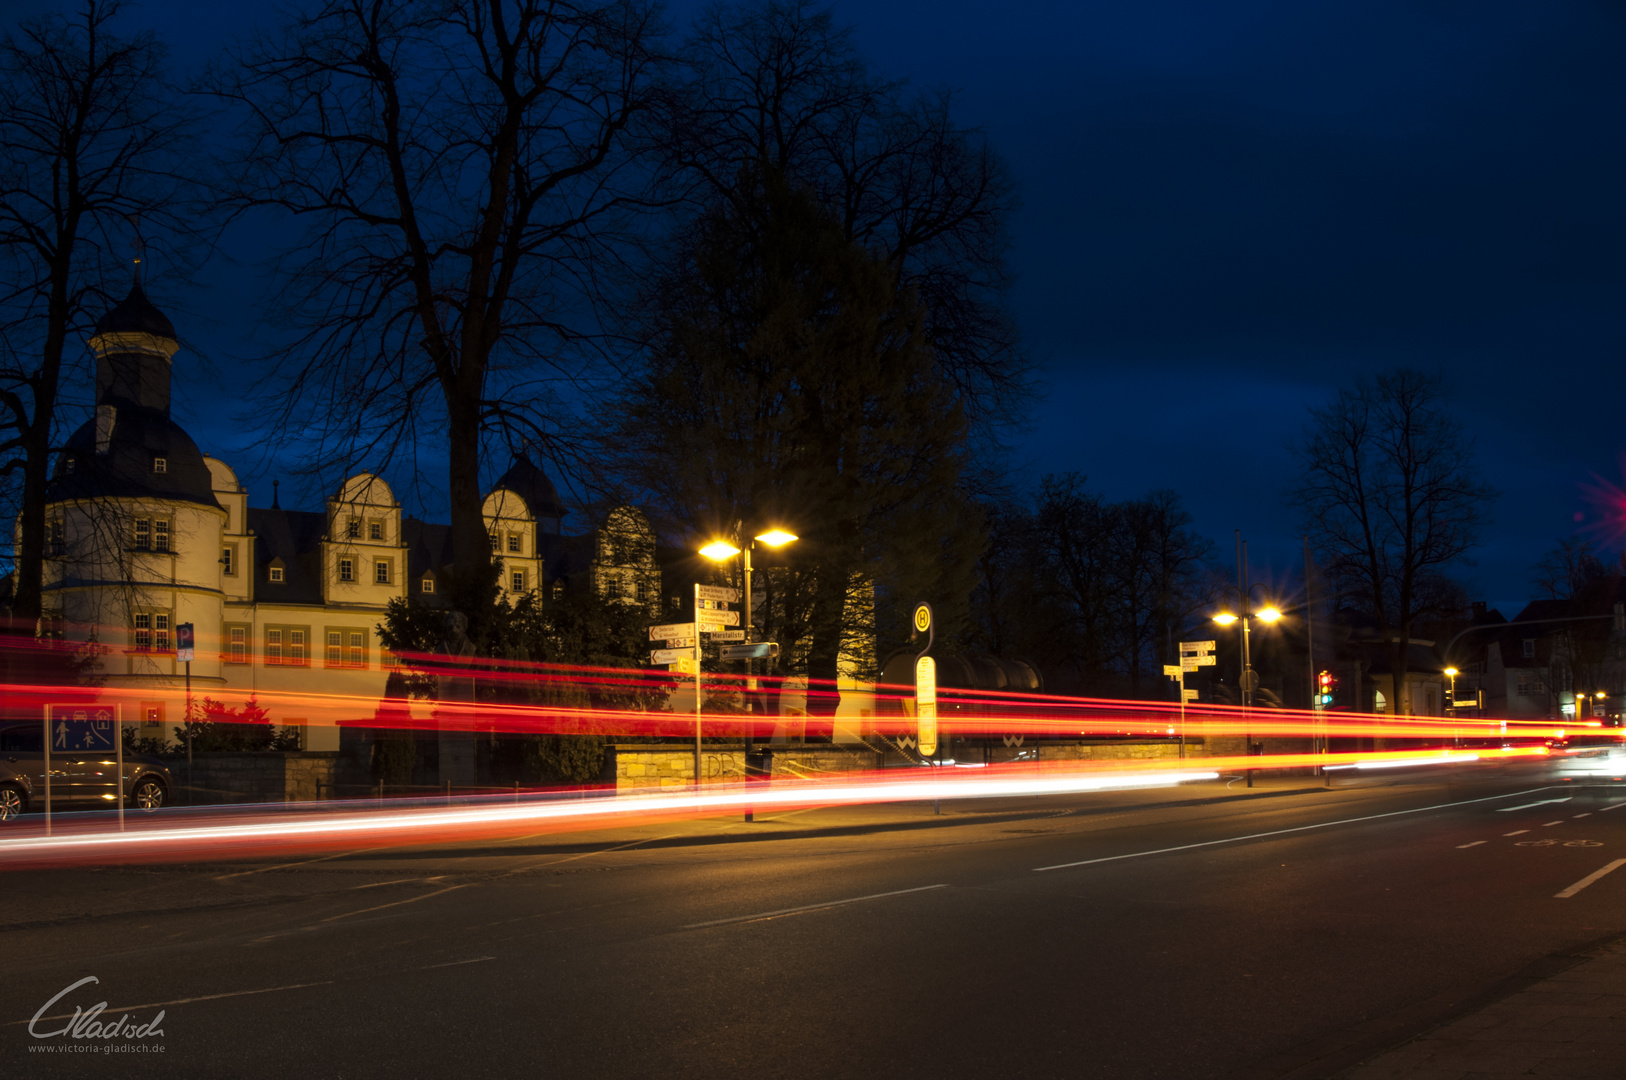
[181,752,341,804]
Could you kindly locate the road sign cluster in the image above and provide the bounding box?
[648,585,774,671]
[1163,640,1214,703]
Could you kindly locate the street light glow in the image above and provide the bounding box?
[754,529,798,547]
[1256,607,1282,623]
[1444,667,1458,678]
[699,541,740,561]
[1213,612,1238,625]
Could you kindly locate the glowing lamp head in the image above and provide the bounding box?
[754,529,798,547]
[1213,611,1239,626]
[699,540,741,561]
[1255,607,1282,623]
[1444,667,1459,678]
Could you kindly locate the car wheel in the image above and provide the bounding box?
[131,777,166,811]
[0,785,25,820]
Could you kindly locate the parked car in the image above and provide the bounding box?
[0,722,174,819]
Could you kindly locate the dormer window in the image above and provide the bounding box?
[269,565,285,583]
[421,575,435,594]
[153,457,167,474]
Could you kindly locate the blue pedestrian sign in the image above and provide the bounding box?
[46,706,117,752]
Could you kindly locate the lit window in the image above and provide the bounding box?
[153,457,166,474]
[289,629,306,664]
[133,612,151,651]
[369,521,382,541]
[511,570,525,592]
[267,628,283,664]
[347,518,361,539]
[338,558,354,582]
[269,566,285,583]
[153,519,169,552]
[507,533,521,553]
[374,560,390,585]
[221,546,234,575]
[422,576,435,594]
[605,577,622,599]
[154,613,170,653]
[134,519,150,549]
[348,631,364,667]
[229,626,247,664]
[327,631,342,666]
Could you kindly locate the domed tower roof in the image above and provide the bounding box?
[48,409,222,511]
[94,283,176,339]
[492,455,566,524]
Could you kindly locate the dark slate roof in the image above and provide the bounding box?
[492,456,565,522]
[247,508,327,605]
[403,518,454,584]
[49,406,221,510]
[94,283,176,339]
[536,532,592,584]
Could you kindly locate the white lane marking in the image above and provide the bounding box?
[213,848,367,880]
[422,956,496,970]
[1497,797,1573,812]
[1457,841,1487,849]
[9,980,335,1026]
[1542,821,1564,827]
[1555,859,1626,899]
[1505,830,1530,836]
[1574,813,1592,819]
[319,884,468,923]
[1032,787,1561,873]
[1601,802,1626,812]
[684,884,949,929]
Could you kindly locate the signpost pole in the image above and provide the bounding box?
[41,706,51,836]
[694,583,702,791]
[115,703,124,831]
[185,659,193,805]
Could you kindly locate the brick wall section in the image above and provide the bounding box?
[183,752,340,804]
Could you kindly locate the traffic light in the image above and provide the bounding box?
[1317,669,1337,707]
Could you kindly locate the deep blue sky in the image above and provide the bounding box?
[13,0,1626,615]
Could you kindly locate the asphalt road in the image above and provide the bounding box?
[5,763,1626,1079]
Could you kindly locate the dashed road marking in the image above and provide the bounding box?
[1456,841,1486,849]
[683,884,950,929]
[1498,797,1572,812]
[1505,830,1529,836]
[1574,813,1592,819]
[1601,802,1626,813]
[1542,821,1565,827]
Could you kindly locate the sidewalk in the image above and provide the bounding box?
[1341,936,1626,1079]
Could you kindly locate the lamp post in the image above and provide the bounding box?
[700,528,798,806]
[1212,535,1281,787]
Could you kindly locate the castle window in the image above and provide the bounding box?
[267,628,281,663]
[347,518,361,539]
[325,628,368,669]
[153,519,169,552]
[338,558,354,583]
[636,578,649,603]
[511,570,526,592]
[269,566,285,583]
[221,546,234,575]
[374,559,391,585]
[154,613,170,652]
[551,580,563,600]
[227,625,248,664]
[153,457,166,474]
[507,533,522,553]
[133,612,150,651]
[349,631,365,667]
[134,519,149,549]
[605,576,622,600]
[369,521,383,541]
[47,520,64,557]
[488,532,499,552]
[1523,638,1536,659]
[266,626,308,666]
[421,575,435,594]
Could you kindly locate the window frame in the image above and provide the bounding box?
[338,557,355,583]
[374,559,391,585]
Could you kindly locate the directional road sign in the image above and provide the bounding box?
[650,648,690,665]
[697,609,740,627]
[1181,654,1216,671]
[721,642,779,661]
[695,585,739,603]
[1181,640,1216,654]
[650,622,696,641]
[664,637,696,649]
[704,629,745,642]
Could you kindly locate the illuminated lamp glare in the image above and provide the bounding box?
[1443,667,1458,678]
[699,541,741,561]
[754,529,798,547]
[1213,612,1239,626]
[1256,607,1282,623]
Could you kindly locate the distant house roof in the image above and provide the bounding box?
[248,508,327,605]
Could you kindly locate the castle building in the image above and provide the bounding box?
[37,285,572,750]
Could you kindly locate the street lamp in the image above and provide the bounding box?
[700,528,798,737]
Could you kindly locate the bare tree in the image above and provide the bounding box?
[1291,369,1495,714]
[661,0,1029,456]
[0,0,194,625]
[205,0,667,594]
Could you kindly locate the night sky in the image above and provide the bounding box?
[11,0,1626,616]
